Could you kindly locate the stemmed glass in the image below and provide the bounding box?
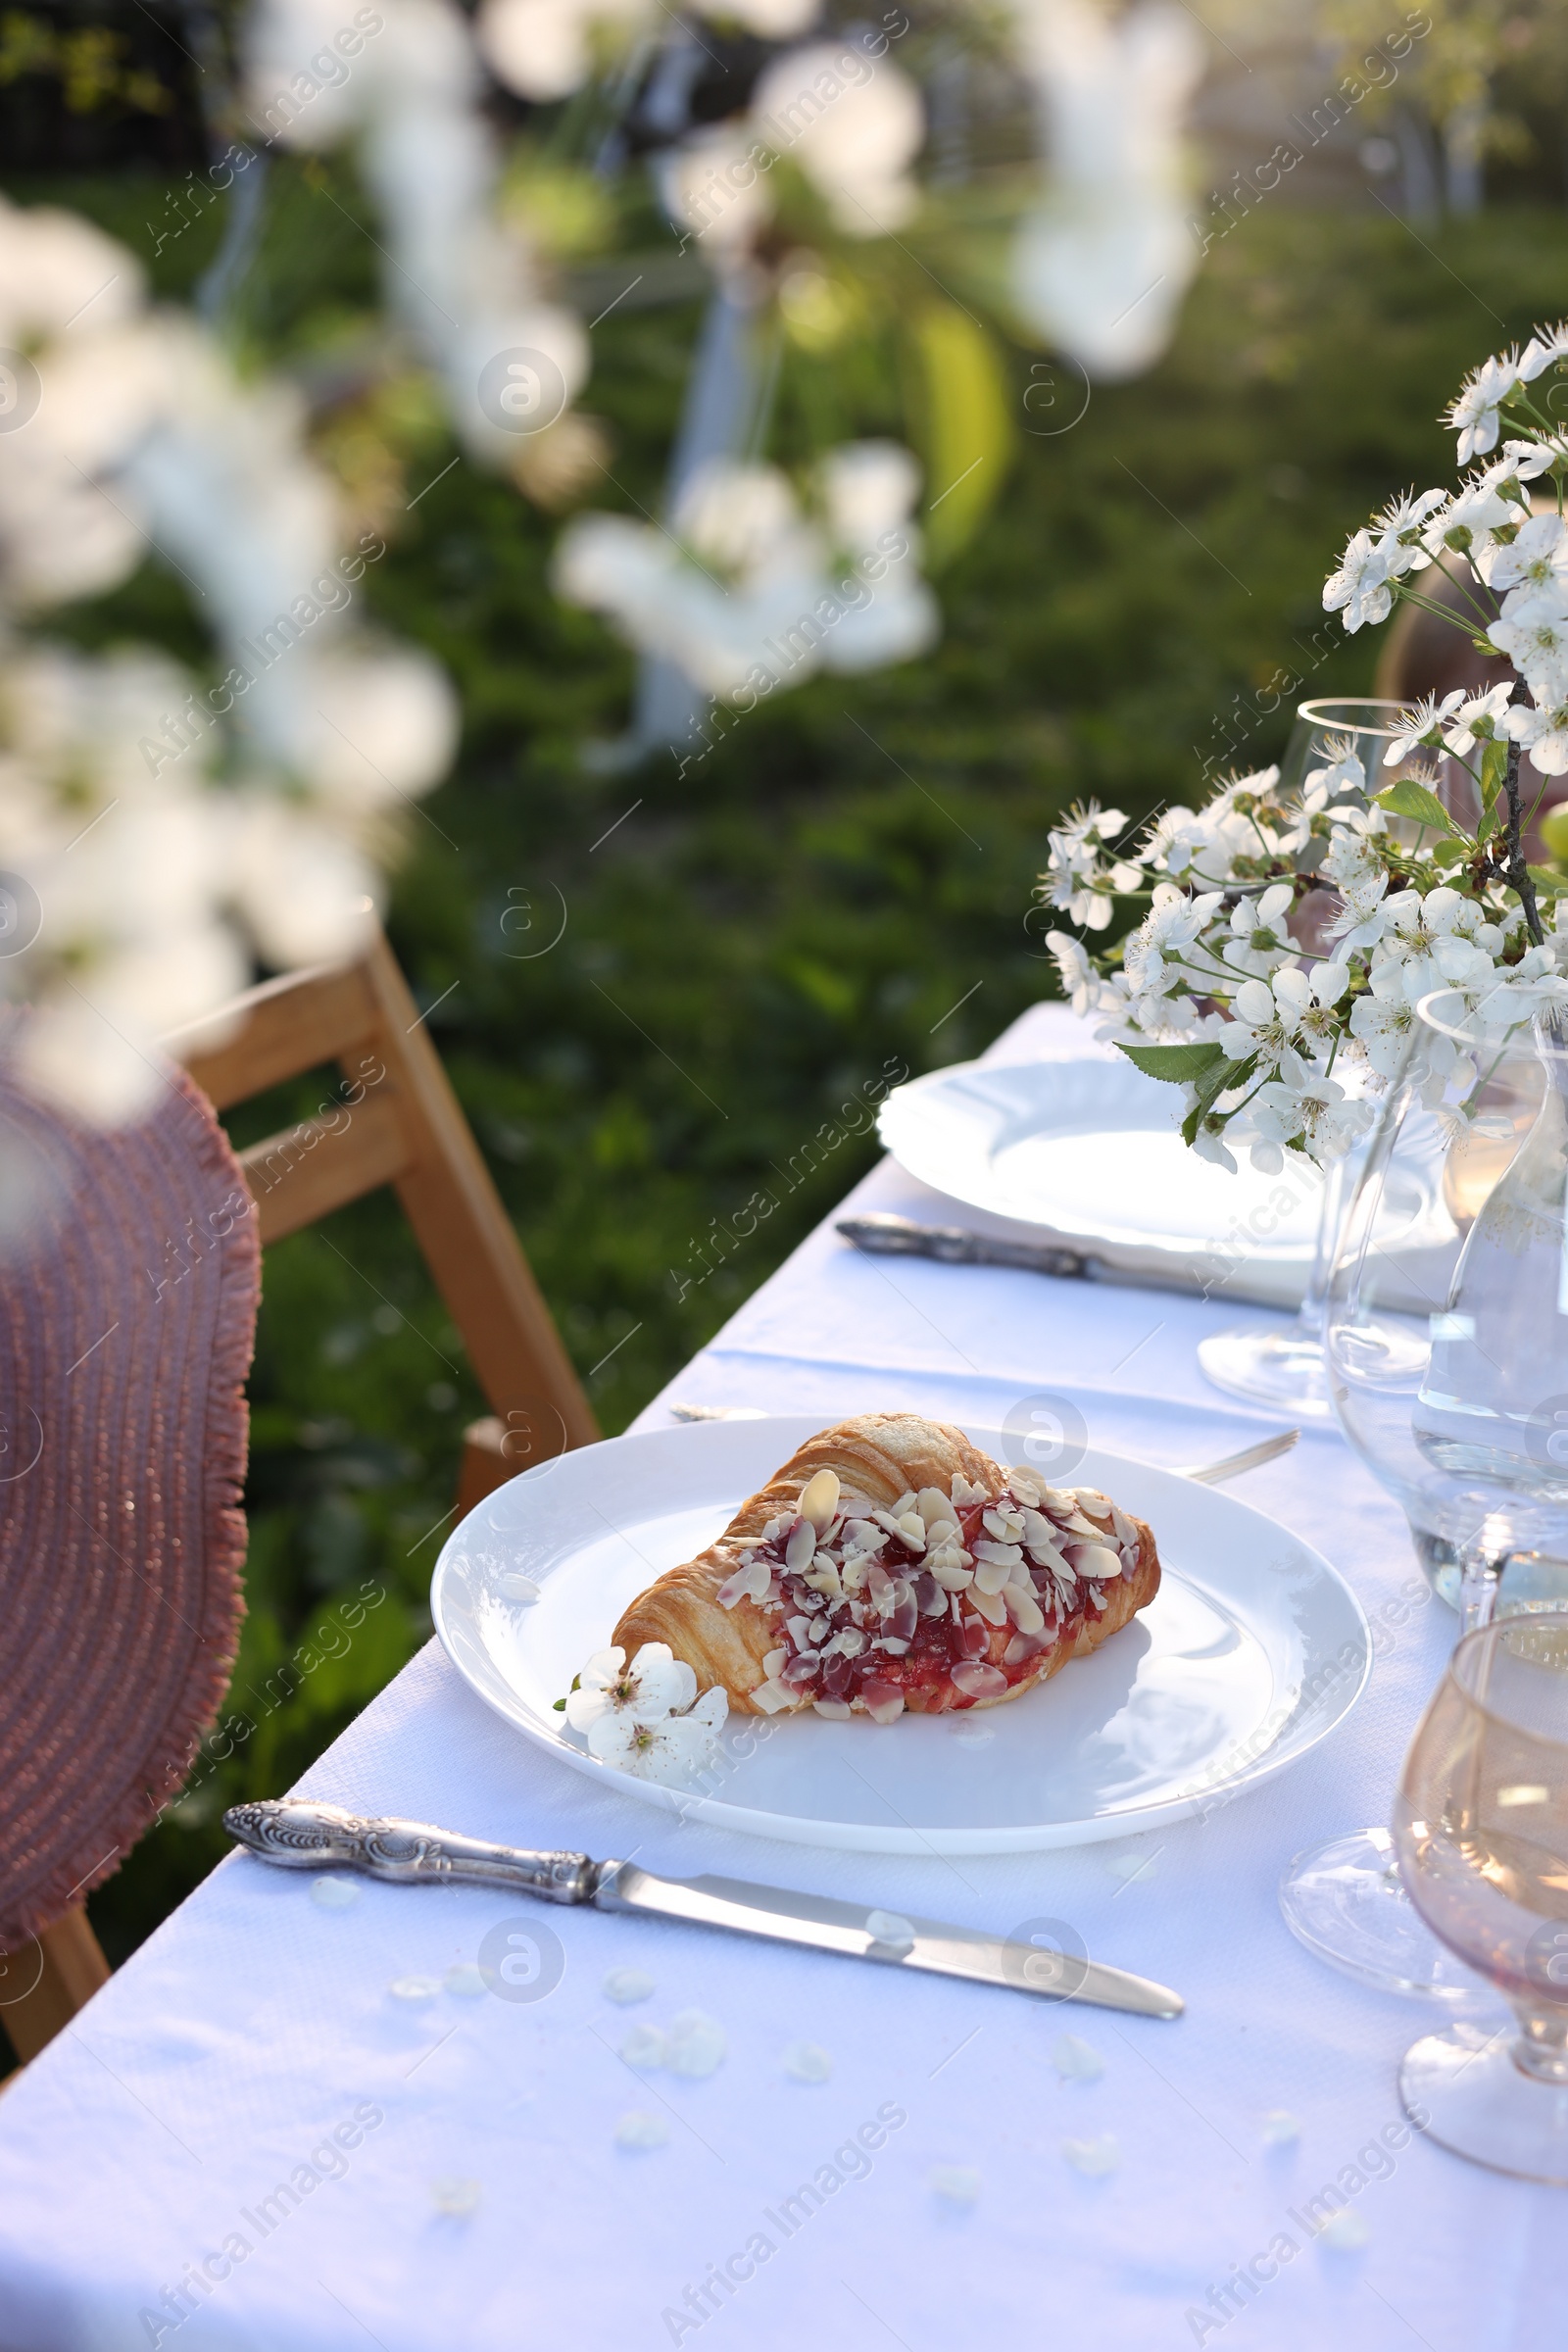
[1396,1610,1568,2180]
[1198,698,1429,1419]
[1280,993,1568,1994]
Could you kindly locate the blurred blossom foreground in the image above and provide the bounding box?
[0,197,457,1126]
[0,0,1215,1123]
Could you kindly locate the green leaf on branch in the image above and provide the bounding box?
[1374,778,1455,836]
[1116,1041,1227,1086]
[1180,1050,1256,1148]
[1479,737,1509,812]
[1528,865,1565,896]
[1432,836,1470,867]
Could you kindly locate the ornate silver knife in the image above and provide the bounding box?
[835,1211,1210,1297]
[224,1799,1183,2020]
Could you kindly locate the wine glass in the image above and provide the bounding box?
[1395,1610,1568,2180]
[1198,697,1428,1419]
[1280,993,1568,1994]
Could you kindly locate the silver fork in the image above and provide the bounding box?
[665,1405,1300,1487]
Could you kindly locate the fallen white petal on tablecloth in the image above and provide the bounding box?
[0,1008,1553,2352]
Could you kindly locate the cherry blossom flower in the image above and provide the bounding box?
[1507,690,1568,774]
[565,1643,697,1734]
[1518,323,1568,383]
[1488,596,1568,684]
[1446,350,1524,465]
[1441,682,1517,757]
[1322,529,1392,631]
[1371,486,1444,579]
[1385,691,1465,766]
[1422,474,1514,565]
[1250,1072,1372,1163]
[1220,881,1296,979]
[586,1688,729,1784]
[1484,511,1568,597]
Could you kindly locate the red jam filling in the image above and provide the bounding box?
[721,1478,1136,1719]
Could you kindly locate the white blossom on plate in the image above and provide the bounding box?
[564,1642,698,1733]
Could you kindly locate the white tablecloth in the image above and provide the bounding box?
[0,1007,1552,2352]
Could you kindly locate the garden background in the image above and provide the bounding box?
[6,1,1568,1976]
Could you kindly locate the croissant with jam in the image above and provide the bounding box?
[612,1412,1160,1721]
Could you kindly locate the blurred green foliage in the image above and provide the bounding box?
[11,154,1567,1967]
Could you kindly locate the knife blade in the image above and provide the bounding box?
[597,1863,1183,2017]
[224,1800,1182,2019]
[835,1211,1210,1298]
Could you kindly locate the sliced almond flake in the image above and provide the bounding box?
[813,1696,852,1719]
[1006,1470,1044,1506]
[967,1585,1007,1626]
[762,1647,787,1679]
[1087,1584,1105,1610]
[973,1539,1024,1568]
[879,1637,910,1655]
[799,1468,841,1531]
[890,1490,918,1518]
[1068,1542,1121,1583]
[784,1518,816,1575]
[753,1679,800,1713]
[1108,1501,1139,1544]
[916,1485,953,1528]
[1070,1487,1109,1512]
[928,1553,975,1592]
[951,1658,1007,1698]
[1004,1586,1045,1634]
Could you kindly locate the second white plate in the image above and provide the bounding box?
[432,1417,1369,1855]
[878,1055,1323,1304]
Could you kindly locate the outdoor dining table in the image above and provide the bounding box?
[0,1004,1550,2352]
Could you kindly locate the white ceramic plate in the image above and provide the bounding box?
[878,1056,1322,1302]
[432,1418,1369,1855]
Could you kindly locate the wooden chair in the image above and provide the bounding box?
[168,927,599,1505]
[2,932,596,2074]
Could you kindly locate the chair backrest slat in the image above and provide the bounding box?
[165,930,599,1460]
[171,959,383,1111]
[238,1092,414,1244]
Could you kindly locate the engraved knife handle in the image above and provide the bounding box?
[836,1212,1089,1280]
[223,1799,605,1905]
